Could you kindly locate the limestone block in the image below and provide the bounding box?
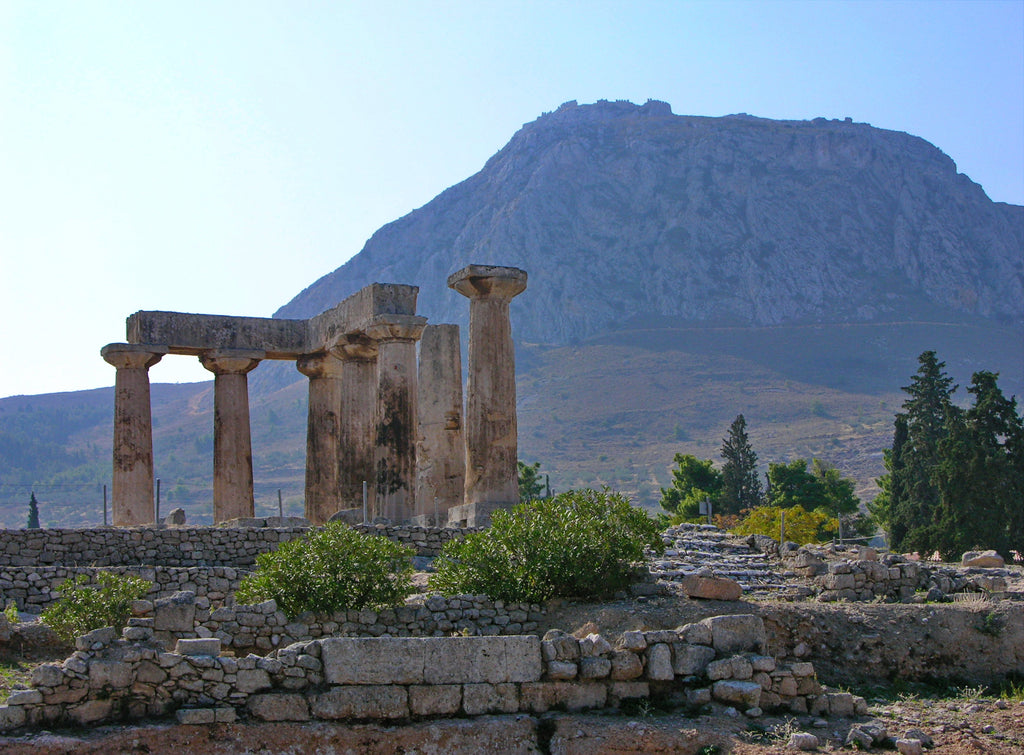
[685,687,711,706]
[618,630,647,651]
[603,682,646,708]
[609,651,644,681]
[520,682,607,713]
[896,739,924,755]
[542,632,580,661]
[30,663,64,688]
[409,685,462,716]
[247,693,310,721]
[712,680,761,709]
[235,668,272,694]
[321,637,425,685]
[88,660,133,690]
[310,685,409,720]
[678,575,742,601]
[176,708,216,724]
[645,643,674,681]
[677,622,712,646]
[6,690,42,706]
[579,633,612,657]
[175,638,221,656]
[424,636,542,684]
[788,732,820,751]
[462,683,519,715]
[962,550,1005,567]
[0,705,26,730]
[69,699,113,725]
[154,591,197,632]
[827,692,855,716]
[578,657,611,679]
[546,661,578,680]
[672,643,716,676]
[699,615,766,654]
[789,662,815,677]
[749,655,776,672]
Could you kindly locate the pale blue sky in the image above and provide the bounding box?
[1,0,1021,398]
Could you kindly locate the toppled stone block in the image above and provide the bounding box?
[679,575,742,601]
[164,508,187,526]
[698,614,766,654]
[896,739,924,755]
[788,732,820,751]
[962,550,1004,568]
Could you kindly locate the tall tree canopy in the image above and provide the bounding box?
[719,414,764,514]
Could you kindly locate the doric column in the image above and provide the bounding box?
[448,265,527,514]
[296,352,346,524]
[199,349,263,523]
[415,324,465,522]
[331,335,379,516]
[365,315,427,522]
[101,343,168,526]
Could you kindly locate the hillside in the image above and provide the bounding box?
[2,100,1021,526]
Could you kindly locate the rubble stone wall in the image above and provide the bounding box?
[0,614,866,732]
[0,524,469,569]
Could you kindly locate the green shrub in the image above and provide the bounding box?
[234,521,415,617]
[731,504,837,545]
[429,489,665,603]
[41,572,152,642]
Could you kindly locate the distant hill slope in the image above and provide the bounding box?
[277,99,1023,346]
[3,100,1022,525]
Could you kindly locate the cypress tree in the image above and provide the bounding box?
[719,414,763,514]
[26,492,40,529]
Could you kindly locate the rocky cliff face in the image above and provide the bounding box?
[276,99,1023,343]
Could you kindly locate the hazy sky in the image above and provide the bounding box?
[1,0,1021,399]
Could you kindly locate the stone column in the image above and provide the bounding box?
[448,265,527,520]
[365,315,426,522]
[297,352,346,524]
[332,336,379,516]
[101,343,168,526]
[415,324,465,523]
[199,349,263,523]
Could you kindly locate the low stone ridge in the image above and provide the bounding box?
[0,613,866,732]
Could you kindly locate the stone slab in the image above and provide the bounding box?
[127,312,306,359]
[309,685,409,720]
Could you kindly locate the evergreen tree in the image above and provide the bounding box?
[517,461,545,502]
[766,459,830,511]
[887,351,958,553]
[811,458,860,518]
[659,454,722,518]
[719,414,763,514]
[26,492,40,529]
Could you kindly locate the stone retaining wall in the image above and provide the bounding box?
[0,614,865,732]
[0,524,470,569]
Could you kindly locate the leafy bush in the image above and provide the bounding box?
[234,521,414,617]
[41,572,151,642]
[429,489,665,603]
[731,504,837,545]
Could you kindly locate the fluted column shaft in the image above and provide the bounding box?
[366,316,426,522]
[448,265,527,509]
[102,343,167,526]
[333,337,378,515]
[200,349,263,523]
[297,352,346,524]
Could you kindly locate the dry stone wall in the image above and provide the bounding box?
[0,614,865,733]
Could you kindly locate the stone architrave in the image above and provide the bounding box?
[199,349,264,523]
[296,352,346,524]
[447,265,527,520]
[365,315,427,522]
[101,343,168,526]
[332,335,379,515]
[415,324,465,522]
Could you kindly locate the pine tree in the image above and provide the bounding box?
[26,492,40,529]
[719,414,763,514]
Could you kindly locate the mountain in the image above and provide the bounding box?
[3,100,1022,524]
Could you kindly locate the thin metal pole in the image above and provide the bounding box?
[102,484,108,526]
[155,478,161,524]
[433,496,438,528]
[278,489,283,517]
[362,481,368,525]
[780,510,786,545]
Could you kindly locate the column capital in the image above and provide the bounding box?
[199,349,264,375]
[101,343,168,370]
[363,314,428,343]
[296,351,345,379]
[447,265,527,300]
[329,333,378,362]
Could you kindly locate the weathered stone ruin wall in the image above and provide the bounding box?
[0,524,468,569]
[0,614,866,733]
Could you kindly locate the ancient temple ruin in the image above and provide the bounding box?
[101,265,527,528]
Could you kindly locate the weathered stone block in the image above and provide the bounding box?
[175,638,221,656]
[699,615,766,654]
[321,637,425,685]
[677,622,712,646]
[645,643,673,681]
[672,643,715,676]
[962,550,1004,568]
[176,707,216,724]
[30,663,64,688]
[711,680,761,708]
[679,575,743,601]
[154,591,196,632]
[423,636,541,684]
[618,630,647,651]
[462,683,519,715]
[609,651,644,681]
[235,668,272,694]
[6,690,42,706]
[409,685,462,716]
[309,685,408,719]
[520,682,607,713]
[88,660,133,690]
[546,661,578,680]
[247,693,310,721]
[578,657,611,679]
[69,699,113,725]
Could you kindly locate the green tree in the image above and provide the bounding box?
[518,460,546,502]
[732,504,838,545]
[41,572,151,643]
[766,459,829,511]
[719,414,763,514]
[26,491,40,529]
[659,454,722,518]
